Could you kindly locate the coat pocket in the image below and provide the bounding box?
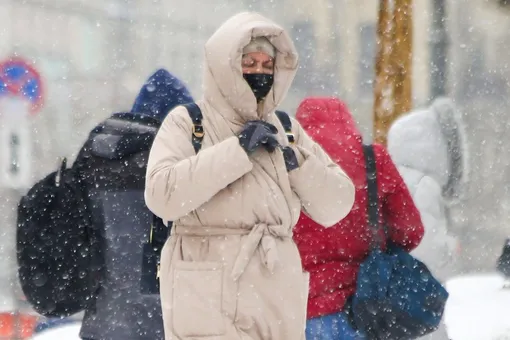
[172,260,226,337]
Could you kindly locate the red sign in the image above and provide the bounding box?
[0,57,44,114]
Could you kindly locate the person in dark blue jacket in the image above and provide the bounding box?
[18,69,193,340]
[131,69,194,120]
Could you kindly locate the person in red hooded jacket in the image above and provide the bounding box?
[293,97,424,340]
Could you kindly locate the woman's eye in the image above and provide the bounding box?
[263,60,274,69]
[242,58,255,67]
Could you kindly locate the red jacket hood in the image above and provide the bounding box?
[296,97,363,182]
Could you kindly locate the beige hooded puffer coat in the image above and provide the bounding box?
[145,12,355,340]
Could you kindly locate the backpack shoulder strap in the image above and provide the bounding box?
[362,144,382,249]
[182,103,204,153]
[275,110,295,144]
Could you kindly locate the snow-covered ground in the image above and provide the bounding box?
[31,322,81,340]
[444,272,510,340]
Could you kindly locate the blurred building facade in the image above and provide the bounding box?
[328,0,510,272]
[0,0,509,312]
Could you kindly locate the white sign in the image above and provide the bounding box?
[0,97,32,190]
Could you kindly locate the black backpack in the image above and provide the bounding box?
[17,113,159,316]
[17,158,100,317]
[142,104,295,294]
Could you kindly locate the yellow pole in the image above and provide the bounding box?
[393,0,413,118]
[373,0,394,145]
[373,0,413,145]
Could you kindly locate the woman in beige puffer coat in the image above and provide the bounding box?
[145,12,355,340]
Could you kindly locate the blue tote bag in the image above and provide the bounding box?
[350,145,449,340]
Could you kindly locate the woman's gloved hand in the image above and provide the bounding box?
[238,120,279,154]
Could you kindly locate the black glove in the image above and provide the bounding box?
[238,120,279,154]
[282,146,299,171]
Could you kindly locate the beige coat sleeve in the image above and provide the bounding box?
[288,118,355,227]
[145,107,253,221]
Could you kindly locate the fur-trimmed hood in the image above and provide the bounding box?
[388,97,469,200]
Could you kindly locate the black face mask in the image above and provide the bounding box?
[243,73,274,102]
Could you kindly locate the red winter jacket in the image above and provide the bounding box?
[293,97,424,319]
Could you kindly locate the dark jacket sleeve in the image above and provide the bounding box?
[375,144,424,251]
[16,164,98,317]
